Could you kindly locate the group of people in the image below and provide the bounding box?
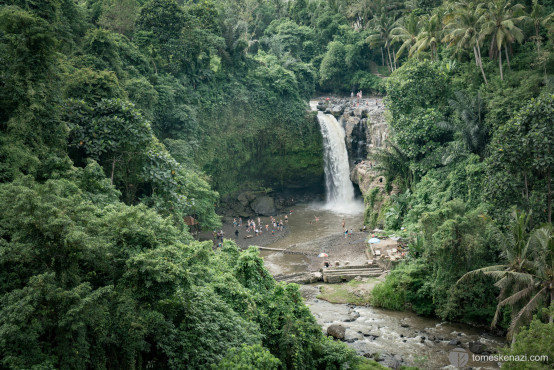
[341,218,353,238]
[351,90,363,107]
[230,211,292,240]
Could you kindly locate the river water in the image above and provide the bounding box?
[262,203,506,369]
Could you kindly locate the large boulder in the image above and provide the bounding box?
[331,105,345,116]
[237,191,258,207]
[469,341,487,354]
[250,195,276,215]
[327,324,346,340]
[231,202,251,218]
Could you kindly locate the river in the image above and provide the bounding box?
[262,202,506,369]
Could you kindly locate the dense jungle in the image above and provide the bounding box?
[0,0,553,369]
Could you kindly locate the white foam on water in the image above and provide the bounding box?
[310,101,364,215]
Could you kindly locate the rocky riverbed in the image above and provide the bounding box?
[300,285,505,369]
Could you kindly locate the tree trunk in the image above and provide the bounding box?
[386,45,394,72]
[504,45,511,70]
[111,157,116,185]
[475,44,488,85]
[499,48,503,81]
[524,173,529,201]
[546,170,552,224]
[474,45,480,67]
[381,46,385,66]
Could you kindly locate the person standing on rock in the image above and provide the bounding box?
[342,218,345,229]
[344,228,348,238]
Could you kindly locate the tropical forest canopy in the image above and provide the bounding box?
[0,0,553,368]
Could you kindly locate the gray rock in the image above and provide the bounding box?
[331,105,344,116]
[327,324,346,340]
[469,341,487,354]
[449,339,461,346]
[250,195,276,215]
[237,192,252,206]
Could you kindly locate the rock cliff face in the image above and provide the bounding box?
[315,96,393,228]
[314,97,388,195]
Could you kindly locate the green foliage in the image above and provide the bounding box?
[385,60,449,116]
[216,344,281,370]
[384,60,450,167]
[319,41,347,91]
[350,71,385,94]
[371,261,434,315]
[485,93,554,226]
[501,305,554,369]
[0,178,359,369]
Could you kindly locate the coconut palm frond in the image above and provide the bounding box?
[495,271,534,286]
[498,284,537,308]
[456,265,509,285]
[507,287,548,340]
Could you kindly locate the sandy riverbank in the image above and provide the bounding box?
[200,215,292,249]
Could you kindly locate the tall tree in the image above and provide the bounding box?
[443,0,488,84]
[391,12,420,60]
[367,9,397,71]
[480,0,525,80]
[413,12,441,61]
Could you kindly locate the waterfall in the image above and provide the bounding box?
[311,102,363,214]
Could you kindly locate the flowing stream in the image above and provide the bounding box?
[258,101,507,369]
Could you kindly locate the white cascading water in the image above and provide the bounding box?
[310,102,363,214]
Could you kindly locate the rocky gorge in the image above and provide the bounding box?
[218,97,391,219]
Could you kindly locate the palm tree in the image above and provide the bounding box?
[480,0,525,80]
[372,141,413,192]
[458,211,554,339]
[522,0,554,76]
[413,13,442,61]
[346,0,374,30]
[527,0,554,53]
[391,12,420,60]
[438,91,487,157]
[442,0,488,84]
[367,10,398,72]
